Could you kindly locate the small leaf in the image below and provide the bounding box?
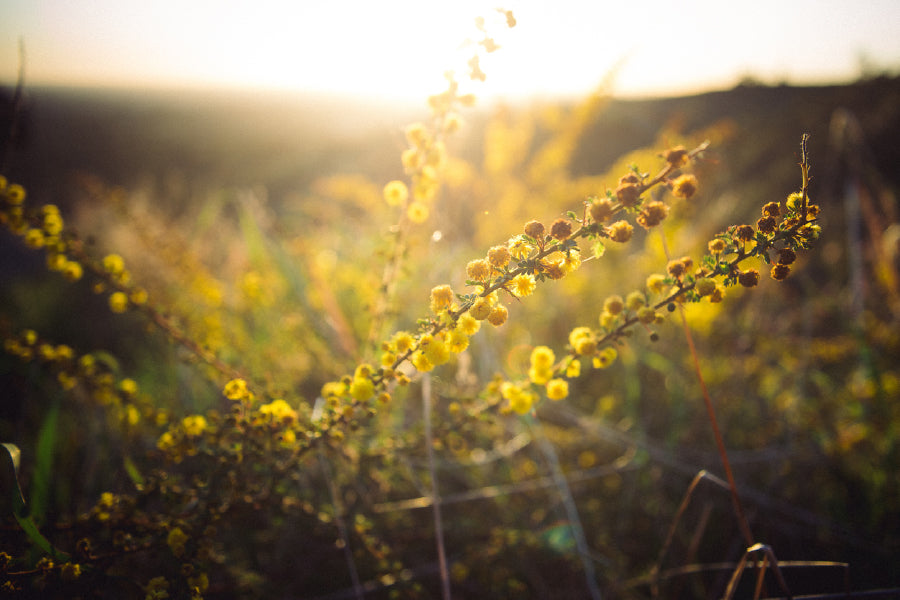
[591,240,606,259]
[1,443,25,516]
[1,443,70,561]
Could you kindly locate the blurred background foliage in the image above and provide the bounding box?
[1,74,899,597]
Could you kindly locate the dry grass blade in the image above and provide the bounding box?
[723,543,791,600]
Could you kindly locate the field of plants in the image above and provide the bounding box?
[1,11,899,599]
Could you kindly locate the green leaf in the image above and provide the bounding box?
[1,443,25,516]
[31,400,61,526]
[123,455,145,487]
[1,443,70,561]
[591,240,606,259]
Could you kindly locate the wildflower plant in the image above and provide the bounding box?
[7,7,892,599]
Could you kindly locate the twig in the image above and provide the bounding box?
[318,453,364,600]
[678,311,755,547]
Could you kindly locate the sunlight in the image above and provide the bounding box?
[2,0,899,98]
[80,1,507,99]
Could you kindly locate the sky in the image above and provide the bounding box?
[2,0,900,101]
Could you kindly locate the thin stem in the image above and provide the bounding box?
[678,310,754,546]
[319,453,365,600]
[423,374,451,600]
[529,415,603,600]
[656,221,754,548]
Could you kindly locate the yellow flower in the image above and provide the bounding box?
[401,148,421,171]
[469,297,492,320]
[695,277,716,297]
[603,295,625,315]
[223,378,249,401]
[510,273,536,297]
[405,122,429,147]
[546,378,569,400]
[568,327,592,349]
[708,238,727,254]
[181,415,207,437]
[559,249,581,274]
[631,305,655,326]
[62,261,83,282]
[46,252,66,271]
[646,274,668,295]
[458,313,481,335]
[167,527,189,557]
[124,404,140,426]
[407,201,429,223]
[108,292,128,314]
[349,377,374,401]
[23,228,44,249]
[529,362,553,385]
[156,431,175,451]
[119,378,138,395]
[6,183,26,204]
[593,347,618,368]
[392,331,415,353]
[487,245,511,270]
[383,180,409,206]
[607,220,634,243]
[145,576,170,600]
[501,382,533,415]
[411,351,434,372]
[589,198,615,223]
[565,359,581,378]
[487,304,508,326]
[259,399,297,422]
[625,291,646,311]
[42,211,63,236]
[421,334,450,366]
[672,174,699,199]
[430,284,454,313]
[447,327,469,353]
[508,235,531,259]
[466,259,491,282]
[531,346,555,369]
[60,562,81,582]
[102,254,126,275]
[130,287,148,305]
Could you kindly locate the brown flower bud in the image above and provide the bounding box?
[607,220,633,243]
[762,202,781,217]
[615,183,641,207]
[589,198,615,223]
[549,218,573,240]
[770,264,791,280]
[524,220,545,240]
[637,200,669,229]
[738,269,760,287]
[664,146,689,167]
[777,248,796,265]
[757,215,777,234]
[735,225,755,242]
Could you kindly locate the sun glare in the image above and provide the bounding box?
[35,1,510,100]
[2,0,899,99]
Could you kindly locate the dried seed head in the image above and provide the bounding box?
[524,220,545,240]
[615,183,641,207]
[550,218,573,240]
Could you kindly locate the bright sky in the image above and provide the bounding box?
[2,0,899,100]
